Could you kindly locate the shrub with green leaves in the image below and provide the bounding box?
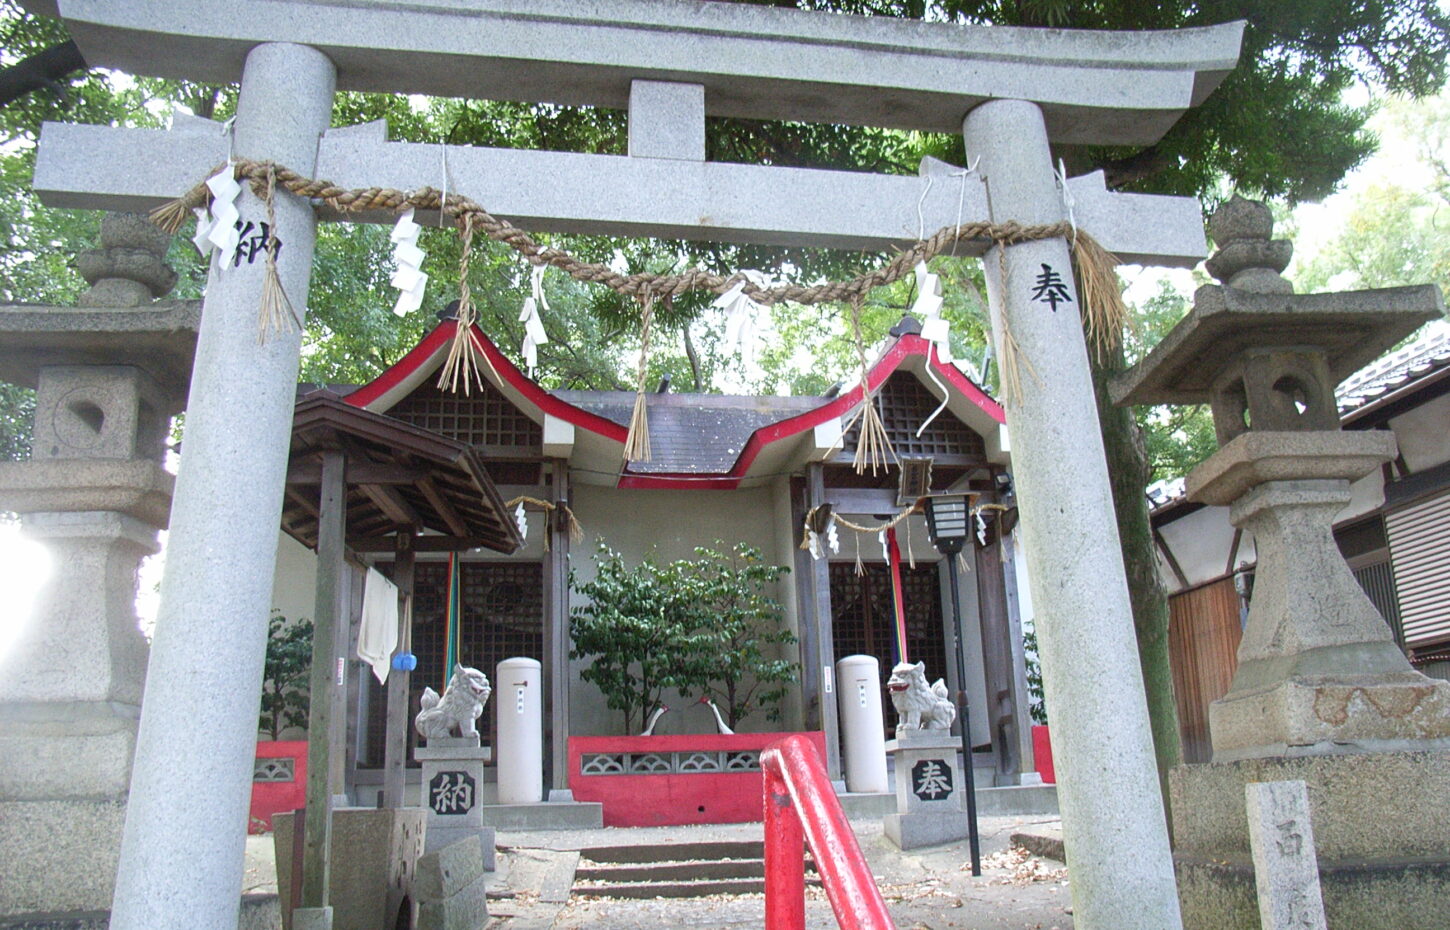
[258,613,313,741]
[570,542,798,733]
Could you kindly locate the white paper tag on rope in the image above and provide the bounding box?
[191,207,215,257]
[204,168,242,260]
[878,530,888,561]
[515,503,528,540]
[807,529,822,561]
[826,517,840,554]
[390,207,427,316]
[911,261,944,318]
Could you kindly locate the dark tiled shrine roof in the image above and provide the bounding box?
[555,390,825,474]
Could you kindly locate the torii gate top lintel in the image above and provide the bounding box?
[35,0,1243,144]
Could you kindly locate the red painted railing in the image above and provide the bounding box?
[762,734,897,930]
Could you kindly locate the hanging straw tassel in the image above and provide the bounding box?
[846,293,895,475]
[437,210,490,395]
[989,240,1039,406]
[256,166,303,344]
[622,291,655,463]
[149,173,215,235]
[1068,230,1129,363]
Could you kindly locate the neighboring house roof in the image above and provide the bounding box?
[1337,319,1450,421]
[343,319,1006,489]
[1150,319,1450,518]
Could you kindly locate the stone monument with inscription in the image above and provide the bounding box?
[1113,197,1450,929]
[0,214,198,917]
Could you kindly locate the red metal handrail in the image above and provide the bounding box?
[762,734,897,930]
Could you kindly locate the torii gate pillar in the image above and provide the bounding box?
[109,43,336,930]
[965,99,1182,928]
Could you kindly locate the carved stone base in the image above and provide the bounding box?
[1171,751,1450,930]
[1210,670,1450,761]
[0,799,127,915]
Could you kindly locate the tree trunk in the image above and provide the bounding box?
[1090,345,1183,822]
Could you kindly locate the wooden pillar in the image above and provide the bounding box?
[543,460,572,794]
[804,463,841,779]
[974,529,1025,783]
[383,533,415,809]
[790,476,823,732]
[302,450,346,908]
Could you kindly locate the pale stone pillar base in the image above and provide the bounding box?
[882,732,968,850]
[415,737,497,868]
[1171,751,1450,930]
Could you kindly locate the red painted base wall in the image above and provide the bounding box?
[1032,725,1055,784]
[250,740,308,833]
[569,732,828,827]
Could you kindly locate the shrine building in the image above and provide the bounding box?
[268,309,1035,803]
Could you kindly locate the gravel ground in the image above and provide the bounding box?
[246,814,1074,930]
[495,815,1073,930]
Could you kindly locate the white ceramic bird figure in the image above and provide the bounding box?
[640,704,670,736]
[698,695,734,735]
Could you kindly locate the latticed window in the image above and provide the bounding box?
[843,373,986,459]
[363,560,543,766]
[387,378,542,449]
[830,561,949,737]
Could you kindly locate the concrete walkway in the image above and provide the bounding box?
[245,814,1073,930]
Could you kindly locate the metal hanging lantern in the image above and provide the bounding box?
[923,493,970,555]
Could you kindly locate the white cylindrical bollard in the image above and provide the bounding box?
[496,657,543,804]
[835,655,888,794]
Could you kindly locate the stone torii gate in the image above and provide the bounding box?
[25,3,1243,928]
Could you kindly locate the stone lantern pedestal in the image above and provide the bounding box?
[0,215,198,917]
[1114,197,1450,928]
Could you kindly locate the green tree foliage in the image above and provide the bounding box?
[258,614,313,741]
[1294,90,1450,299]
[570,545,697,733]
[669,544,798,729]
[570,543,798,733]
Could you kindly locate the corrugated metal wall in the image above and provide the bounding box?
[1386,490,1450,649]
[1167,576,1243,764]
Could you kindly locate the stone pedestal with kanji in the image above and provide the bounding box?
[1114,197,1450,929]
[883,731,969,850]
[414,736,495,869]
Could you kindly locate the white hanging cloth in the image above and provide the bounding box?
[357,567,400,684]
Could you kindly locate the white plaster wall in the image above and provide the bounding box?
[567,484,791,737]
[770,477,805,730]
[270,532,318,623]
[1156,505,1257,592]
[1389,392,1450,473]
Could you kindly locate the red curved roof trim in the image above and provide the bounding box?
[347,324,1002,490]
[344,321,628,442]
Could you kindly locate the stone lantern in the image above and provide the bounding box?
[0,214,199,918]
[1113,197,1450,928]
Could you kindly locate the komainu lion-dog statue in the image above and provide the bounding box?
[887,661,957,735]
[414,663,492,740]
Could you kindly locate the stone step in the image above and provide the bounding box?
[576,859,770,883]
[574,877,770,899]
[478,800,603,831]
[578,839,764,863]
[838,781,1057,819]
